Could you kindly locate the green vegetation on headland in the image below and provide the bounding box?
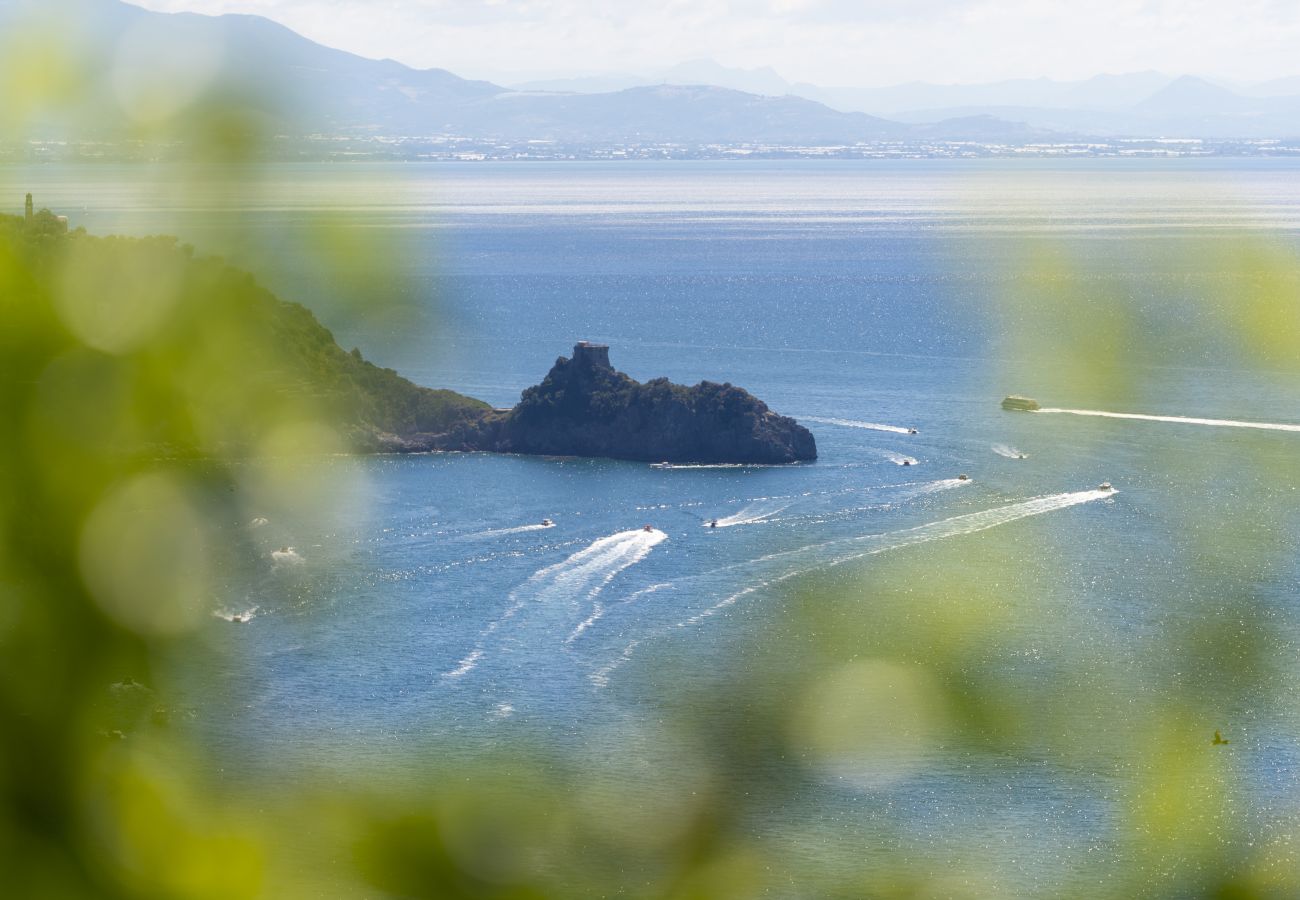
[1,207,489,458]
[2,209,812,464]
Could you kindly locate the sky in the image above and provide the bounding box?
[125,0,1300,87]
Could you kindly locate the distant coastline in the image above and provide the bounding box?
[9,136,1300,164]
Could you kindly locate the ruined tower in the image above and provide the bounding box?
[572,341,611,369]
[24,193,33,221]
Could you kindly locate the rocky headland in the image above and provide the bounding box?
[6,206,812,465]
[390,342,817,465]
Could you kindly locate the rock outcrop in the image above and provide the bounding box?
[408,342,816,464]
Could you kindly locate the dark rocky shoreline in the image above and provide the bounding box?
[379,342,817,465]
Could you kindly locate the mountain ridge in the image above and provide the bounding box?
[11,0,1052,145]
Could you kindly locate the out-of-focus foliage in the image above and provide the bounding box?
[7,203,1299,898]
[4,4,1300,900]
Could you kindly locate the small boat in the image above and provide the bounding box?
[957,474,970,481]
[1212,730,1229,746]
[907,428,918,434]
[1099,482,1114,492]
[540,518,554,527]
[1001,395,1041,412]
[642,524,655,533]
[707,519,718,528]
[230,613,249,624]
[901,459,912,466]
[650,462,673,469]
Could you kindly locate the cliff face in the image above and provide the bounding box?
[431,343,815,464]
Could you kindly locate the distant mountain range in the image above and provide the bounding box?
[12,0,1300,148]
[515,63,1300,141]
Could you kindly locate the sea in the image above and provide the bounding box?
[12,160,1300,893]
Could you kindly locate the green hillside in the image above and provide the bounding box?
[0,207,489,458]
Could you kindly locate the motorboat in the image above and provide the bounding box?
[1099,482,1114,492]
[1001,395,1041,412]
[707,519,718,528]
[901,459,912,466]
[907,428,918,434]
[540,518,554,527]
[642,524,655,532]
[957,474,970,481]
[650,462,673,469]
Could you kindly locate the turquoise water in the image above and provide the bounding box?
[11,160,1300,891]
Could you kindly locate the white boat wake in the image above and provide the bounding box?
[592,487,1114,687]
[992,444,1028,459]
[568,581,674,645]
[579,479,971,657]
[706,501,792,528]
[650,462,785,470]
[444,528,666,679]
[467,522,556,539]
[270,547,304,567]
[1038,407,1300,434]
[213,606,259,624]
[883,451,919,466]
[803,416,916,435]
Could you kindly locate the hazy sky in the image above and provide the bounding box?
[126,0,1300,86]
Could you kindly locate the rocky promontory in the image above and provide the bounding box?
[6,209,811,465]
[404,342,816,464]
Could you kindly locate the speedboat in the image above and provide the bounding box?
[901,459,912,466]
[1001,395,1041,412]
[907,428,918,434]
[707,519,718,528]
[642,524,654,532]
[540,518,554,527]
[650,462,673,469]
[1099,482,1114,492]
[957,474,970,481]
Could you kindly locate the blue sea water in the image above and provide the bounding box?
[11,160,1300,891]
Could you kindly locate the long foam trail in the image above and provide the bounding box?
[1039,407,1300,433]
[568,581,674,644]
[803,415,915,435]
[651,463,782,470]
[444,529,666,679]
[689,488,1113,626]
[598,487,1113,684]
[468,522,556,539]
[575,480,968,649]
[710,501,792,528]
